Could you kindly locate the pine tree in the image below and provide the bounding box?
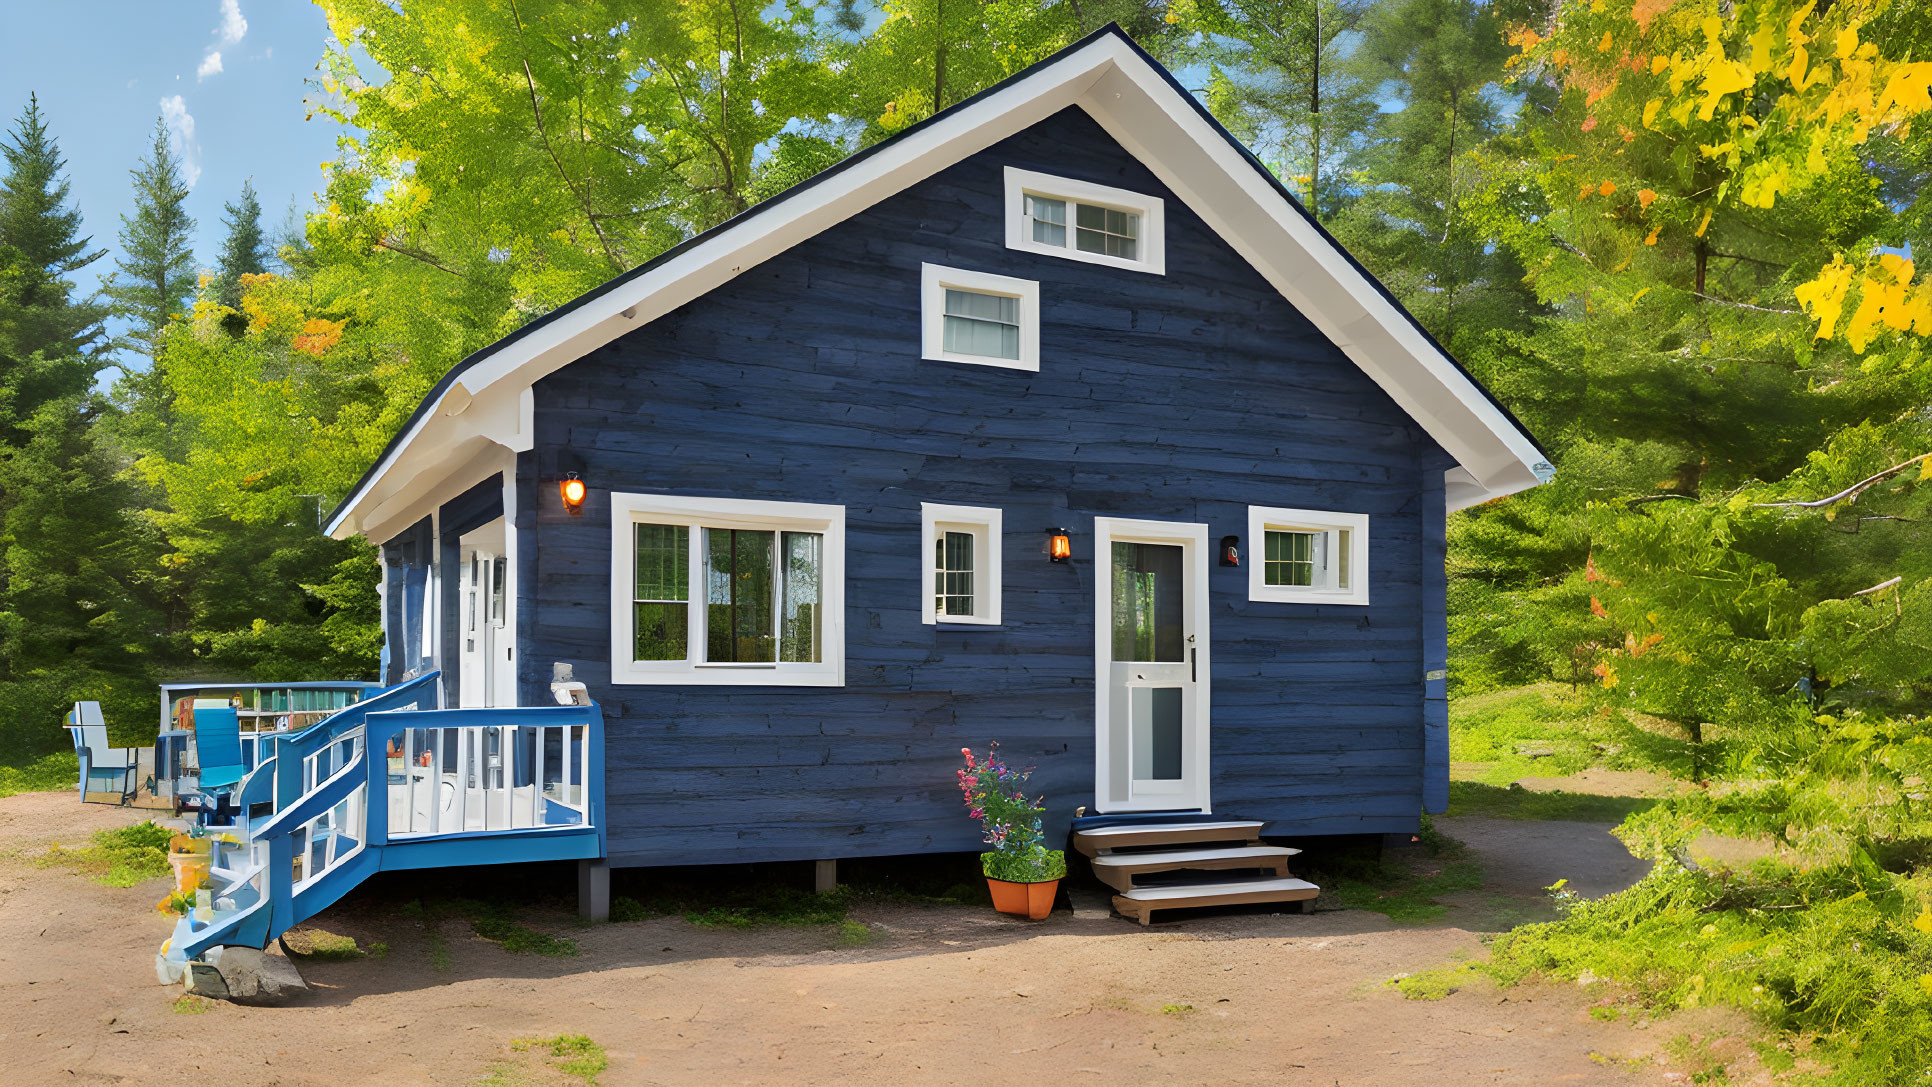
[213,178,267,313]
[0,94,107,434]
[102,116,196,368]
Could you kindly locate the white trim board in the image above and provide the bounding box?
[327,29,1546,541]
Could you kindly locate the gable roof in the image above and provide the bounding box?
[326,25,1551,542]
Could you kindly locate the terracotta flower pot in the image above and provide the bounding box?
[986,876,1060,920]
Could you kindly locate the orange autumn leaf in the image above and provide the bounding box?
[1590,596,1609,618]
[1632,0,1676,32]
[292,317,347,357]
[1583,115,1600,132]
[1599,180,1618,196]
[1645,225,1663,245]
[1598,30,1614,52]
[1638,188,1658,209]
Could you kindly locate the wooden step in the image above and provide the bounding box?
[1088,844,1301,892]
[1070,820,1264,857]
[1112,876,1320,925]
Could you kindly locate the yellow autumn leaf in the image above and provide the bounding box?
[1749,19,1778,74]
[1701,57,1754,120]
[1599,30,1614,53]
[1643,99,1663,128]
[1826,505,1839,522]
[1695,208,1713,237]
[1920,975,1932,996]
[1651,54,1670,75]
[1794,255,1855,340]
[1914,906,1932,933]
[1633,287,1653,302]
[1877,62,1932,115]
[1836,26,1859,60]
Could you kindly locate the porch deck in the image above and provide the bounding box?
[160,673,604,970]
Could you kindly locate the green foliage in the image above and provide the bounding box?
[980,847,1066,883]
[0,750,75,797]
[171,994,213,1015]
[1445,781,1659,823]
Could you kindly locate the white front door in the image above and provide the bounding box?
[457,519,511,709]
[1094,518,1211,812]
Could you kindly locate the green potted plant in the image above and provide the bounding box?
[957,743,1065,919]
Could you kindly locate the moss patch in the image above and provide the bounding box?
[282,927,363,961]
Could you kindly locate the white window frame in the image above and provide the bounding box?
[1247,506,1370,606]
[610,493,845,686]
[1003,167,1166,275]
[921,263,1040,372]
[920,503,1002,626]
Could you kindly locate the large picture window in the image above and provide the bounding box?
[612,494,844,685]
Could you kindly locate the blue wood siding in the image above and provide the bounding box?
[521,107,1450,866]
[379,516,433,685]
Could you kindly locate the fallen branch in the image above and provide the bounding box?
[1690,291,1800,315]
[1752,453,1932,510]
[1852,576,1903,597]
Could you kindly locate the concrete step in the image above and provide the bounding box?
[1111,876,1320,925]
[1088,844,1301,891]
[1070,819,1264,857]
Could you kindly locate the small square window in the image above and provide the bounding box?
[1025,194,1066,246]
[921,503,1002,625]
[942,289,1020,361]
[921,265,1039,371]
[1247,507,1369,605]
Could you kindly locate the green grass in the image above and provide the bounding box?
[472,917,579,957]
[1159,1003,1195,1015]
[0,752,78,798]
[37,820,174,886]
[1303,829,1485,924]
[510,1034,608,1085]
[172,994,213,1015]
[1445,780,1660,822]
[282,927,364,961]
[836,919,873,946]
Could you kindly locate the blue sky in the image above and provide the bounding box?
[4,2,341,318]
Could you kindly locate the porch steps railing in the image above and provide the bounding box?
[162,673,604,968]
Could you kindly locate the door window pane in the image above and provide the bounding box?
[779,532,823,663]
[1025,194,1066,246]
[1131,686,1184,781]
[706,528,776,663]
[935,529,976,618]
[1075,203,1139,259]
[633,523,689,661]
[942,288,1021,360]
[1111,542,1184,662]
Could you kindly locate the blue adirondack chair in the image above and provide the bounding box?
[194,702,247,791]
[65,701,136,801]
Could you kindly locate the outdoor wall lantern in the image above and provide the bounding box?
[560,473,587,516]
[1220,535,1241,567]
[1048,528,1072,563]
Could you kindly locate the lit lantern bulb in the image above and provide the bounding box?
[560,476,587,513]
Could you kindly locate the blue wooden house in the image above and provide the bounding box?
[161,27,1549,963]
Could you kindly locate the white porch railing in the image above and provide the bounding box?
[386,720,591,837]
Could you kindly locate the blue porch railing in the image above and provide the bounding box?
[165,673,603,965]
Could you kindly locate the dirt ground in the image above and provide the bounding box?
[0,791,1756,1087]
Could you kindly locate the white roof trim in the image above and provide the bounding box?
[328,31,1545,540]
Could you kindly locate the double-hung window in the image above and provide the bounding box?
[920,503,1002,625]
[1246,506,1370,606]
[921,264,1040,371]
[612,494,845,685]
[1004,167,1165,274]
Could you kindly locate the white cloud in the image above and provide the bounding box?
[197,51,223,81]
[218,0,247,44]
[159,95,202,188]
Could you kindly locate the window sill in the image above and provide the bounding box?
[933,620,1002,631]
[1249,589,1371,607]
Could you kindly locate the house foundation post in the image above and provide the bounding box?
[578,858,609,922]
[814,859,837,894]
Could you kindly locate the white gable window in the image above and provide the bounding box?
[1004,167,1165,275]
[920,503,1002,626]
[611,493,845,685]
[921,264,1040,371]
[1246,507,1370,606]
